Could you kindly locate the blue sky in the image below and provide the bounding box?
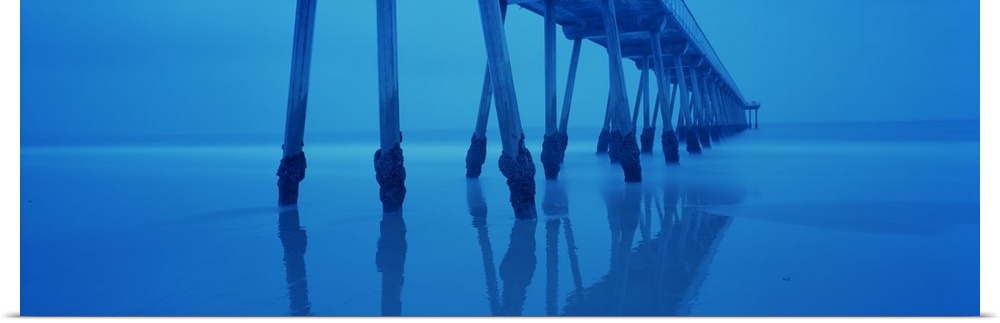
[18,0,980,142]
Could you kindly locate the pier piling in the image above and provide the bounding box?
[277,0,318,206]
[465,1,508,178]
[374,0,406,213]
[600,0,641,182]
[477,0,537,219]
[540,0,567,180]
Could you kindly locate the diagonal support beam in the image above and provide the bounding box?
[277,0,318,206]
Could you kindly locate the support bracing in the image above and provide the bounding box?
[600,0,641,182]
[673,55,688,144]
[651,33,678,164]
[465,1,508,178]
[597,95,612,154]
[277,0,317,206]
[685,66,702,154]
[696,74,711,149]
[540,0,567,180]
[477,0,536,219]
[638,56,655,154]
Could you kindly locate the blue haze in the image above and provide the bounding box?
[19,0,982,317]
[20,0,979,143]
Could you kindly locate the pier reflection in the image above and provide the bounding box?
[277,206,312,316]
[465,173,743,316]
[542,180,568,316]
[467,179,542,316]
[375,212,407,316]
[561,175,745,316]
[499,219,537,316]
[467,179,501,315]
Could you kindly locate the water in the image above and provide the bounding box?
[20,120,980,316]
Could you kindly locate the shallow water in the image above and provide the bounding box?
[20,120,980,316]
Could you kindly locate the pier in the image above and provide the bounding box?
[274,0,759,218]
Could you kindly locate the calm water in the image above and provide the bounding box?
[20,120,980,316]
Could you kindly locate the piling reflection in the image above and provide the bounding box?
[462,174,745,316]
[277,206,312,316]
[561,175,744,316]
[375,213,407,316]
[467,179,501,315]
[467,179,540,316]
[499,219,537,316]
[542,180,568,316]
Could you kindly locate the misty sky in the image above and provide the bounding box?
[19,0,980,142]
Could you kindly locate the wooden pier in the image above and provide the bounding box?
[275,0,759,217]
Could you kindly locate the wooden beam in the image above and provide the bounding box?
[282,0,318,158]
[622,40,682,60]
[641,56,651,129]
[473,1,509,138]
[689,66,702,127]
[377,0,400,151]
[600,0,632,134]
[559,38,582,133]
[544,0,557,135]
[477,0,524,157]
[631,58,647,128]
[651,85,662,126]
[474,66,492,137]
[562,13,664,40]
[672,55,689,128]
[649,30,670,130]
[666,76,678,127]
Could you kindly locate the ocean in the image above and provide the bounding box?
[20,119,980,316]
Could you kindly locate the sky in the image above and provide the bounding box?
[18,0,980,142]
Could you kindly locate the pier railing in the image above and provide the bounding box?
[659,0,749,107]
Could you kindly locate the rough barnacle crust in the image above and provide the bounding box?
[662,129,680,164]
[498,135,537,220]
[277,151,307,206]
[596,128,611,154]
[686,127,702,154]
[465,134,488,178]
[619,132,642,182]
[608,130,623,164]
[374,144,407,213]
[640,126,655,153]
[540,131,568,179]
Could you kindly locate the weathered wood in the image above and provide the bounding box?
[474,66,493,137]
[558,38,583,133]
[544,0,557,135]
[651,86,662,126]
[600,0,640,182]
[650,32,670,130]
[711,82,723,127]
[641,56,651,129]
[672,55,688,129]
[477,0,524,158]
[377,0,400,151]
[600,0,632,134]
[473,2,509,138]
[666,76,678,127]
[282,0,318,158]
[688,66,702,127]
[631,60,646,128]
[701,75,713,127]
